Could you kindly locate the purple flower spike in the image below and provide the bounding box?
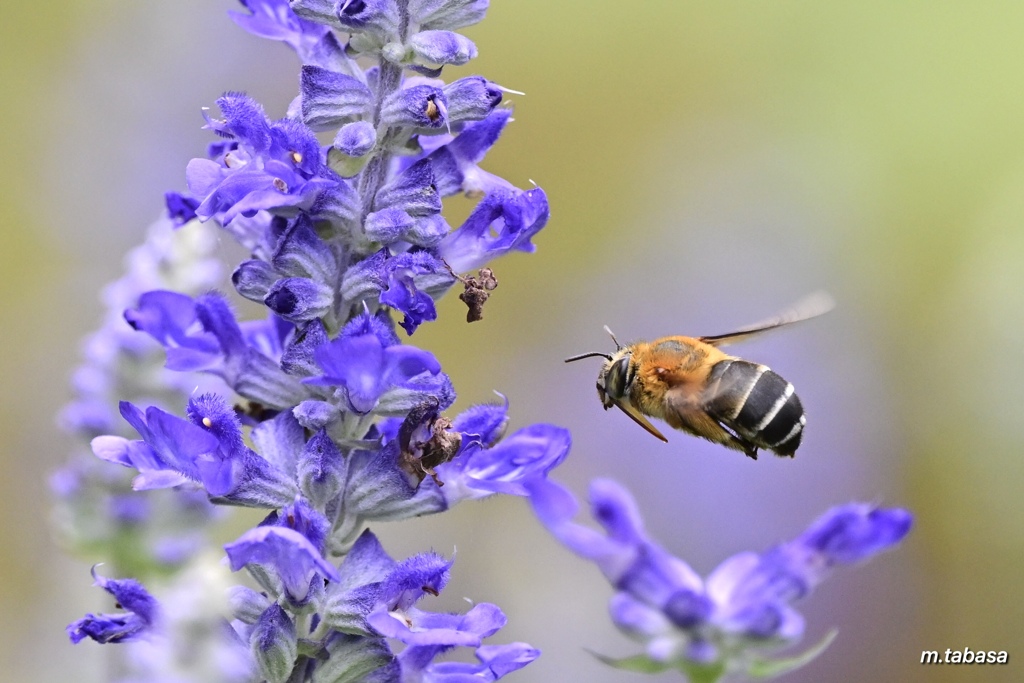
[68,567,159,644]
[225,526,340,602]
[65,3,553,681]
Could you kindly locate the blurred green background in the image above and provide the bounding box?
[3,1,1023,681]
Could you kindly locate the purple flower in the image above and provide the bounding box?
[68,567,159,644]
[333,120,377,158]
[402,641,541,682]
[341,250,456,329]
[304,323,450,414]
[229,0,343,69]
[377,252,457,334]
[438,186,550,272]
[123,289,220,371]
[451,395,509,446]
[438,420,570,505]
[250,603,297,683]
[330,440,448,543]
[94,394,298,507]
[225,525,340,603]
[186,93,337,224]
[321,530,537,680]
[334,0,399,36]
[91,401,215,490]
[528,478,912,674]
[164,191,200,226]
[409,30,478,67]
[323,530,449,634]
[125,291,307,408]
[442,76,504,123]
[428,108,513,196]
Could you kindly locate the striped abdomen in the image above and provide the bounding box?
[703,359,805,457]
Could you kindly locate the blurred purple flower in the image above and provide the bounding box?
[68,568,159,644]
[528,477,912,677]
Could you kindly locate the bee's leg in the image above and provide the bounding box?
[671,409,758,459]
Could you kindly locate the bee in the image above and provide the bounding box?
[565,292,834,459]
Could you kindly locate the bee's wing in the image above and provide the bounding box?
[698,291,835,347]
[615,400,669,442]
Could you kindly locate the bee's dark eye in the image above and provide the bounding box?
[604,356,632,401]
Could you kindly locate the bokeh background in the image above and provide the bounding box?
[3,1,1023,681]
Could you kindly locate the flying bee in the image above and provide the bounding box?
[565,292,834,459]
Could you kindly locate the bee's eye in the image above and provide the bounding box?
[604,356,632,401]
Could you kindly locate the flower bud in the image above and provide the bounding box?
[251,604,297,683]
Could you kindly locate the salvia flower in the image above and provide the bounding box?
[528,477,912,680]
[67,567,159,644]
[318,530,531,680]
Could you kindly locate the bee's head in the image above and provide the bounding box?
[597,351,633,408]
[566,326,631,409]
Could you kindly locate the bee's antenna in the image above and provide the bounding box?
[603,325,622,350]
[564,352,613,364]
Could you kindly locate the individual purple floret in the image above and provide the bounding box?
[68,567,159,644]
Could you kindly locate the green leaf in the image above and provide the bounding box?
[746,629,839,679]
[588,650,673,674]
[679,661,728,683]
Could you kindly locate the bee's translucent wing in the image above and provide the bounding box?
[698,291,834,347]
